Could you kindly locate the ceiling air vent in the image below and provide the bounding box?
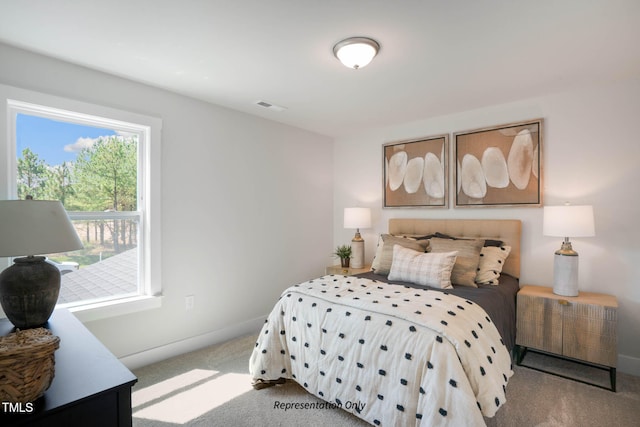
[255,100,287,112]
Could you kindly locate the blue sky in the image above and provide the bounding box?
[16,114,116,166]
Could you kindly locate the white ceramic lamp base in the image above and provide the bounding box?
[351,239,364,269]
[553,254,579,297]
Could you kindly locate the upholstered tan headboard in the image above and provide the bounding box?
[388,218,522,279]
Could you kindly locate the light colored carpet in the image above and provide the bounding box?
[132,334,640,426]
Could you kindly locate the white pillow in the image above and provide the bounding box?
[388,245,458,289]
[475,245,512,285]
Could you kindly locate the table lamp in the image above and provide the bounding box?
[343,207,371,269]
[543,204,595,296]
[0,198,83,328]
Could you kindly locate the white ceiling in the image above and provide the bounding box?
[0,0,638,137]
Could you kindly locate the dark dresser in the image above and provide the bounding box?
[0,309,137,426]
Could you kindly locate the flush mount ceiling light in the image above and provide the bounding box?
[333,37,380,70]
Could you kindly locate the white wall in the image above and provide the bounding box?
[333,77,640,375]
[0,43,334,365]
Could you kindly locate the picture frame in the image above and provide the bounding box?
[383,134,448,208]
[454,118,543,207]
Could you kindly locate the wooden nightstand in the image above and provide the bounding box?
[515,285,618,391]
[325,264,371,275]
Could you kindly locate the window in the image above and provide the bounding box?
[6,98,161,319]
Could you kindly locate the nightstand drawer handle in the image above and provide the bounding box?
[558,299,570,306]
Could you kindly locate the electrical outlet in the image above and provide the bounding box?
[185,295,195,311]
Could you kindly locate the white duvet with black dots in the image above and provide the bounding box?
[250,275,513,426]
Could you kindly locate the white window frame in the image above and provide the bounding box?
[1,87,162,322]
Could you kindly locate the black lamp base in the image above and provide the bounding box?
[0,256,61,328]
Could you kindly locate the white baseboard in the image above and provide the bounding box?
[618,354,640,377]
[119,314,266,370]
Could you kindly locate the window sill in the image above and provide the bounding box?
[66,294,163,323]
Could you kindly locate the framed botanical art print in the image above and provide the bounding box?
[454,119,543,207]
[383,134,448,208]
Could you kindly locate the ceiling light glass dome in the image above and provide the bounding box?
[333,37,380,70]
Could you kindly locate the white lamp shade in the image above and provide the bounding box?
[333,37,380,69]
[543,205,595,238]
[344,208,371,229]
[0,200,84,257]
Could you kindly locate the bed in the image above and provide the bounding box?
[250,218,521,426]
